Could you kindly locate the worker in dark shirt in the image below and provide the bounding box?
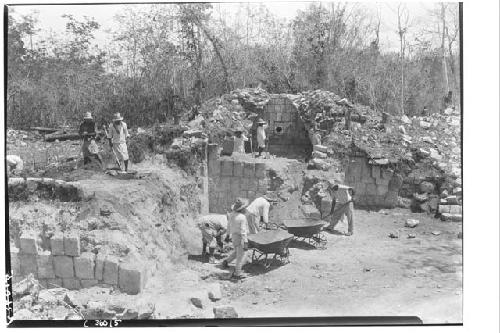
[79,112,103,167]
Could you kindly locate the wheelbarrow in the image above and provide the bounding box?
[278,219,328,249]
[247,229,294,268]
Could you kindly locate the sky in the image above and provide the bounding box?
[9,1,457,52]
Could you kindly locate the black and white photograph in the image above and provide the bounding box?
[1,0,499,329]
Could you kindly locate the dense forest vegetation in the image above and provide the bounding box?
[6,2,460,128]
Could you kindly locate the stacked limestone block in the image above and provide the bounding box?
[10,231,147,295]
[208,158,270,213]
[345,156,402,208]
[7,177,83,202]
[438,189,463,222]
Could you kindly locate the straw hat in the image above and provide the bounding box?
[231,198,249,212]
[233,126,244,133]
[112,113,124,121]
[256,118,266,124]
[84,112,93,120]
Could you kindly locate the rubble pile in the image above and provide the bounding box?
[196,88,271,144]
[11,274,82,320]
[289,90,378,129]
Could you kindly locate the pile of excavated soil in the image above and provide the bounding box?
[9,156,205,271]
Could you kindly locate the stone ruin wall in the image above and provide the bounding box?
[344,155,403,208]
[10,231,146,295]
[207,144,279,214]
[8,177,147,295]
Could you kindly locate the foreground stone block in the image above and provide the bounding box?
[233,161,243,177]
[95,253,106,281]
[118,262,147,295]
[446,195,459,205]
[243,162,255,178]
[46,278,63,288]
[50,233,65,255]
[313,145,328,153]
[26,177,40,192]
[220,160,233,176]
[103,256,119,285]
[53,255,74,278]
[438,205,451,214]
[64,232,80,256]
[376,184,389,196]
[80,279,99,288]
[371,165,380,179]
[19,254,38,277]
[312,151,327,159]
[74,252,96,279]
[213,306,238,319]
[37,252,55,279]
[62,278,81,290]
[365,183,377,196]
[20,232,39,254]
[440,213,463,222]
[448,205,462,215]
[254,163,266,178]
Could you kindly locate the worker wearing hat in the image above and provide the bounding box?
[245,196,272,234]
[79,112,103,167]
[325,182,355,236]
[256,118,268,158]
[222,198,250,279]
[107,113,130,171]
[233,126,249,154]
[196,214,228,264]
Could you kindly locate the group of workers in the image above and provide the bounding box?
[231,118,269,157]
[78,112,130,171]
[196,183,355,280]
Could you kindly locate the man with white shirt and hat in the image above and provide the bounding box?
[107,113,130,171]
[325,183,355,236]
[222,198,250,279]
[255,118,268,158]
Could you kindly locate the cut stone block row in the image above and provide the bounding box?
[438,204,462,215]
[213,159,267,179]
[14,248,147,294]
[20,232,39,254]
[440,213,462,222]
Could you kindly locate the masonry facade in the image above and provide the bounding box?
[261,95,311,157]
[207,144,280,213]
[345,155,403,208]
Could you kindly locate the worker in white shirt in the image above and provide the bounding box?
[233,127,248,154]
[222,198,250,279]
[107,113,130,171]
[325,183,355,236]
[256,118,268,157]
[245,196,271,234]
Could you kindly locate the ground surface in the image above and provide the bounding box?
[185,208,462,323]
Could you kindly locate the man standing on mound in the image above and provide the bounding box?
[107,112,130,172]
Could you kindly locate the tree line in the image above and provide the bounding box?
[6,2,460,129]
